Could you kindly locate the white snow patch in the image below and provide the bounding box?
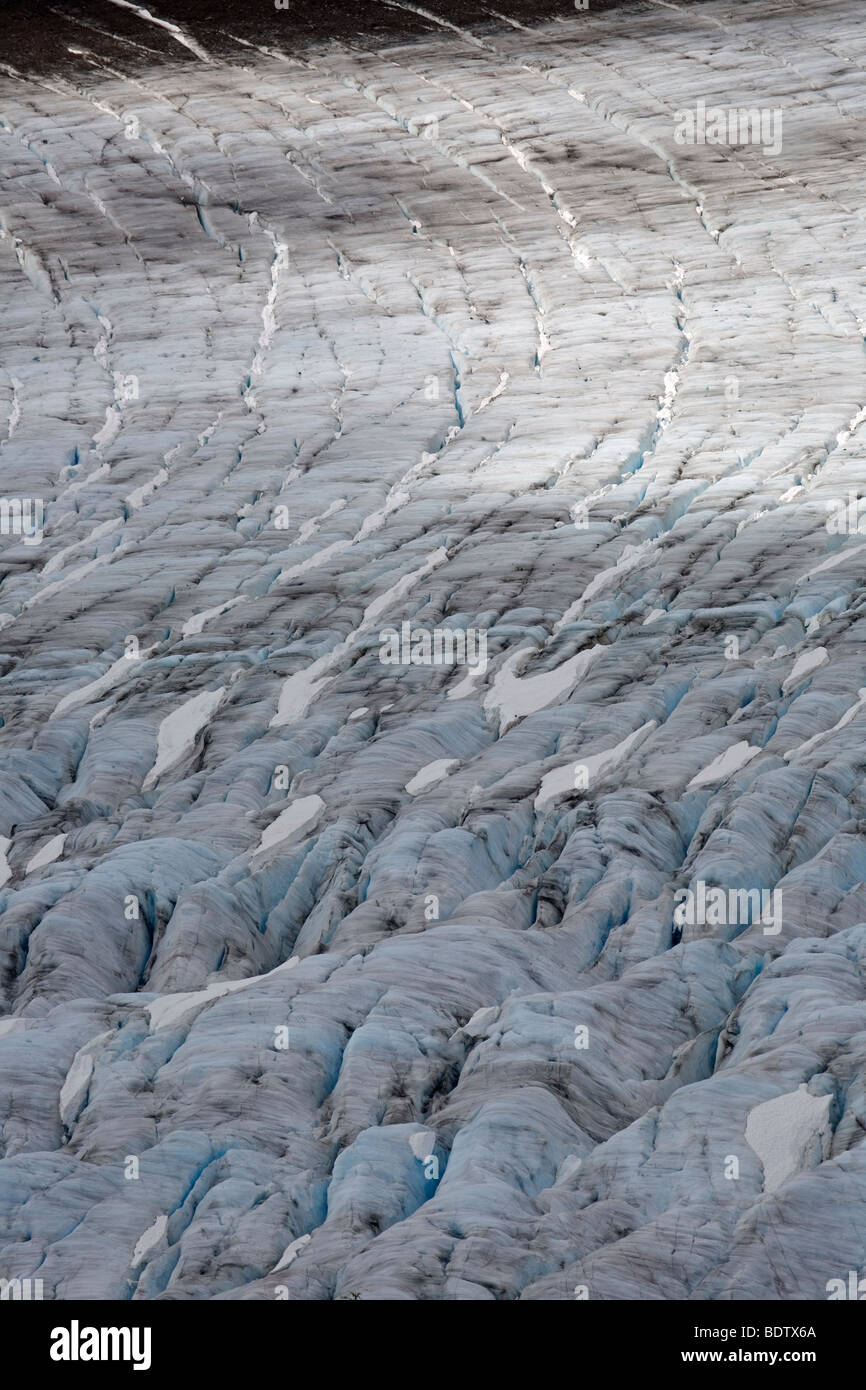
[555,542,655,632]
[143,687,225,789]
[5,375,22,440]
[555,1153,583,1185]
[26,833,66,873]
[269,652,336,728]
[484,644,601,734]
[361,548,448,628]
[145,955,300,1032]
[182,597,245,637]
[784,687,866,760]
[447,662,488,701]
[476,370,509,414]
[63,462,110,495]
[297,498,346,543]
[800,542,866,581]
[460,1005,499,1039]
[408,1129,436,1160]
[271,1233,312,1272]
[687,740,760,789]
[270,549,447,726]
[405,759,458,795]
[275,483,416,584]
[783,646,828,691]
[92,405,122,451]
[0,1018,28,1038]
[102,0,211,61]
[535,721,656,810]
[52,649,154,719]
[126,467,168,511]
[274,536,349,583]
[253,795,325,856]
[745,1084,832,1193]
[356,488,410,542]
[245,242,289,407]
[835,402,866,450]
[24,549,131,612]
[59,1054,94,1126]
[42,518,124,577]
[59,1031,113,1127]
[132,1214,169,1267]
[0,835,11,889]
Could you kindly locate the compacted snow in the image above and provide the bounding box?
[1,0,866,1300]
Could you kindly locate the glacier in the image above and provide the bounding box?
[1,0,866,1301]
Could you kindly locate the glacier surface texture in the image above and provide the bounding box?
[1,0,866,1299]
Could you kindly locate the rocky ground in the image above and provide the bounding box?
[1,0,866,1299]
